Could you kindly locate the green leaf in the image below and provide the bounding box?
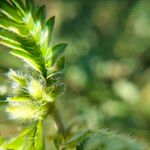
[64,130,91,148]
[5,136,24,150]
[0,137,6,146]
[46,16,55,44]
[0,15,28,35]
[47,43,67,66]
[46,71,64,87]
[0,39,24,51]
[51,83,66,97]
[0,28,22,44]
[47,71,64,80]
[25,0,36,16]
[23,12,34,31]
[40,27,49,56]
[31,21,42,43]
[40,16,55,56]
[0,28,31,47]
[0,2,23,23]
[55,56,66,71]
[4,129,30,150]
[10,0,25,16]
[35,122,45,150]
[0,100,8,111]
[76,142,85,150]
[25,129,37,150]
[23,124,44,150]
[0,29,47,77]
[84,130,148,150]
[36,5,46,26]
[11,50,42,74]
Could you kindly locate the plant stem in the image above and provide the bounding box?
[51,103,66,139]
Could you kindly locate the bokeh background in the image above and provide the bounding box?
[0,0,150,147]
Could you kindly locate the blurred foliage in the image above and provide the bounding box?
[0,0,150,149]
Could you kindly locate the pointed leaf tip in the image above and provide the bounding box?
[36,5,46,25]
[46,16,55,44]
[50,43,67,66]
[25,0,36,15]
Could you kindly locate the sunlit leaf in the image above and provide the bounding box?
[0,15,28,35]
[0,2,23,23]
[4,129,31,150]
[25,0,36,16]
[35,122,45,150]
[10,0,25,16]
[11,50,43,74]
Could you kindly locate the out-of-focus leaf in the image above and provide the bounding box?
[5,136,24,150]
[23,12,34,31]
[0,100,8,110]
[10,0,25,16]
[0,2,23,23]
[84,130,147,150]
[0,29,33,47]
[47,71,63,80]
[51,83,66,97]
[46,16,55,44]
[64,130,91,148]
[0,137,6,146]
[4,128,30,150]
[11,50,42,74]
[35,122,45,150]
[36,5,46,26]
[25,0,36,16]
[64,129,147,150]
[24,123,44,150]
[40,27,49,55]
[0,29,22,44]
[23,127,37,150]
[47,43,67,66]
[0,39,24,51]
[76,142,85,150]
[0,15,28,35]
[55,56,66,71]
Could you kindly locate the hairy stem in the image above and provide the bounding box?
[52,104,66,139]
[47,102,66,139]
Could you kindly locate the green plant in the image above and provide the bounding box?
[0,0,66,149]
[0,0,148,150]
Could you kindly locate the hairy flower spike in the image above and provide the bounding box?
[7,69,26,86]
[7,102,44,122]
[28,79,43,99]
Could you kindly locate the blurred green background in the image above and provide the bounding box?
[0,0,150,147]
